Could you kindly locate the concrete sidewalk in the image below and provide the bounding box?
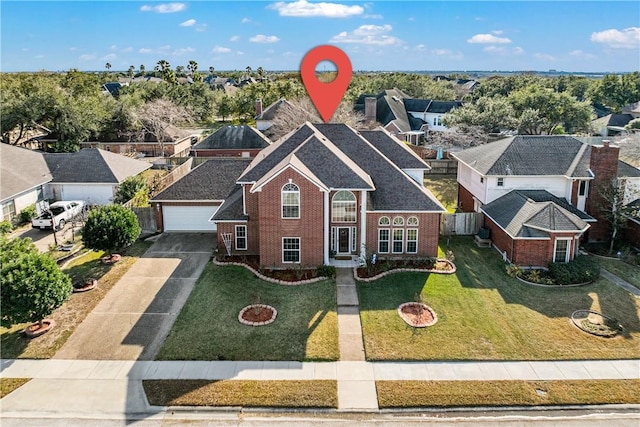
[1,358,638,417]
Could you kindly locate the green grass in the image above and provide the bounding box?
[423,175,458,213]
[157,264,339,361]
[1,378,30,398]
[143,380,337,408]
[358,237,640,361]
[0,240,152,359]
[594,256,640,289]
[377,380,640,408]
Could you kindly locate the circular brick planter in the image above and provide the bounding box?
[571,310,622,338]
[24,319,56,338]
[238,304,277,326]
[398,302,438,328]
[72,278,97,293]
[102,254,122,265]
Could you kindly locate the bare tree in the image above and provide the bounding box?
[130,99,192,156]
[425,125,489,150]
[597,177,640,253]
[267,97,376,141]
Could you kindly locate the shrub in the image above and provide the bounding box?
[505,264,523,278]
[82,204,141,255]
[19,204,37,223]
[0,236,72,328]
[316,265,336,279]
[0,220,12,235]
[113,175,148,205]
[548,255,600,285]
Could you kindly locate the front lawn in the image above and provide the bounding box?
[157,264,339,361]
[358,237,640,361]
[0,240,152,359]
[594,256,640,289]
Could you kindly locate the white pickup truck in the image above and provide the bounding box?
[31,201,84,230]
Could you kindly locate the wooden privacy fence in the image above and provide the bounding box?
[132,207,156,232]
[441,212,483,236]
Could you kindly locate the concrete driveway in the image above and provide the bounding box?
[10,222,83,253]
[54,232,215,361]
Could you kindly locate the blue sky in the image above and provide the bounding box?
[1,1,639,73]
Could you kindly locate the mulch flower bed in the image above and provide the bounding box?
[238,304,277,326]
[356,258,455,280]
[398,302,438,328]
[571,310,623,338]
[215,255,322,283]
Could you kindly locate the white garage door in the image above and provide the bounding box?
[162,205,218,231]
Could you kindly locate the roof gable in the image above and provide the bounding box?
[193,125,270,150]
[0,144,52,201]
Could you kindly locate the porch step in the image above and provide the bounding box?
[334,255,353,260]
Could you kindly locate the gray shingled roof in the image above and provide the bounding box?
[482,190,589,238]
[314,124,444,212]
[44,148,151,183]
[618,160,640,178]
[515,190,594,221]
[153,158,252,201]
[255,98,298,121]
[359,130,429,170]
[452,135,592,177]
[0,144,52,202]
[193,125,270,151]
[210,186,247,221]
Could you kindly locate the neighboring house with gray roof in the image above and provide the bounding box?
[212,122,445,268]
[0,144,151,222]
[354,88,462,145]
[191,125,270,158]
[0,144,52,223]
[452,135,640,263]
[151,158,251,231]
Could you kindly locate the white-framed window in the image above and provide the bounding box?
[553,238,571,263]
[379,216,390,226]
[2,200,16,222]
[235,225,247,250]
[378,229,390,253]
[578,180,588,196]
[282,183,300,218]
[433,116,442,126]
[392,229,404,253]
[331,191,357,222]
[283,237,300,263]
[406,229,418,253]
[407,216,419,226]
[393,216,404,226]
[497,177,504,187]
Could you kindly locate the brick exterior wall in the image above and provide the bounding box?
[256,169,325,268]
[570,179,579,207]
[365,212,440,258]
[457,184,476,213]
[586,143,620,242]
[485,216,580,267]
[626,218,640,248]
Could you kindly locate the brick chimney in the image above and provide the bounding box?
[586,140,620,242]
[255,98,263,117]
[365,96,377,122]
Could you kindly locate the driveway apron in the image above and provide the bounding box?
[54,232,215,361]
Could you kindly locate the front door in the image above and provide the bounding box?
[338,227,350,254]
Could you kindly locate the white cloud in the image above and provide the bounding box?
[122,47,134,53]
[195,24,207,32]
[241,17,251,23]
[230,35,240,42]
[249,34,280,43]
[140,3,186,13]
[533,52,556,61]
[102,53,117,61]
[363,14,383,19]
[180,19,196,27]
[138,45,171,55]
[237,51,245,55]
[416,44,425,50]
[139,48,153,54]
[491,30,504,35]
[268,0,363,18]
[79,54,96,61]
[569,49,596,60]
[591,27,640,49]
[213,46,232,53]
[467,33,511,44]
[483,46,507,54]
[512,46,524,55]
[173,47,195,55]
[431,49,463,60]
[330,24,403,45]
[34,54,44,59]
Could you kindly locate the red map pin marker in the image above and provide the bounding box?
[300,45,352,123]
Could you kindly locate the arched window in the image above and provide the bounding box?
[331,191,356,222]
[378,216,390,226]
[393,216,404,226]
[407,216,419,226]
[282,183,300,218]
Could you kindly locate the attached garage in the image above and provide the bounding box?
[162,205,219,231]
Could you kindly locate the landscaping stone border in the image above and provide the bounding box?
[354,259,456,282]
[398,302,438,328]
[515,275,592,288]
[238,304,277,326]
[212,258,328,286]
[571,309,622,338]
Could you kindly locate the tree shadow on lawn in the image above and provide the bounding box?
[446,236,640,337]
[155,264,339,361]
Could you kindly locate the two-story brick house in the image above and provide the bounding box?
[452,136,640,267]
[212,122,446,268]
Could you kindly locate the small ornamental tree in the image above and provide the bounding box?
[113,175,148,205]
[82,205,141,256]
[0,237,72,329]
